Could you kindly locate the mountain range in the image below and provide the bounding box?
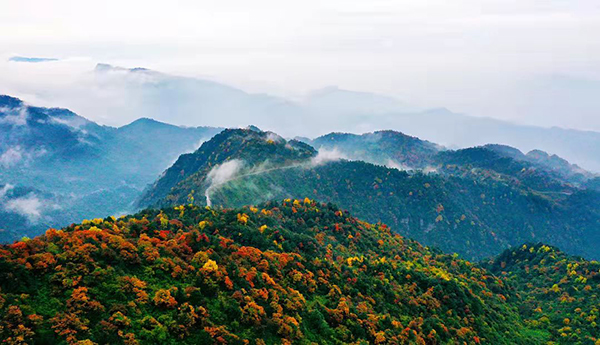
[138,127,599,261]
[14,64,600,172]
[2,94,598,261]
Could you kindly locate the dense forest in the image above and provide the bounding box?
[0,200,554,344]
[484,244,600,344]
[1,200,598,343]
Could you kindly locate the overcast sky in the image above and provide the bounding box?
[1,0,600,131]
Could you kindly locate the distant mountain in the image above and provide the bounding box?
[0,95,222,241]
[89,64,308,135]
[305,130,590,189]
[484,243,600,344]
[299,87,600,173]
[483,145,592,183]
[525,149,591,182]
[0,200,545,344]
[139,127,600,260]
[0,95,107,163]
[11,64,600,172]
[303,86,417,115]
[436,147,579,193]
[8,56,58,63]
[369,108,600,173]
[309,130,441,169]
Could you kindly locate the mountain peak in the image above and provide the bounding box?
[136,127,317,208]
[483,144,525,159]
[94,63,152,73]
[245,125,262,132]
[0,95,24,108]
[122,117,169,127]
[312,130,440,168]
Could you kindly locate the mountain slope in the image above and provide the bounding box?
[484,243,600,344]
[483,145,592,185]
[206,160,600,261]
[137,127,316,208]
[138,128,600,261]
[0,95,222,193]
[0,95,109,166]
[435,147,578,193]
[0,201,541,344]
[307,131,591,188]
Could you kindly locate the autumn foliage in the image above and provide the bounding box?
[0,200,567,344]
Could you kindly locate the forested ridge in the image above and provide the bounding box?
[0,200,554,344]
[139,128,600,261]
[485,244,600,344]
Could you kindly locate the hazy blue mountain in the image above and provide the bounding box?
[585,176,600,191]
[305,130,592,188]
[90,64,308,136]
[31,64,600,172]
[8,56,59,63]
[435,146,588,193]
[0,95,222,241]
[0,183,139,243]
[369,108,600,173]
[303,86,418,115]
[483,144,592,185]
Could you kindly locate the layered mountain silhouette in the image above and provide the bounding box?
[21,64,600,172]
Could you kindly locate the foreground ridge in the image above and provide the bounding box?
[484,243,600,344]
[0,199,539,344]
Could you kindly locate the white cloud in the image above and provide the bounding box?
[0,184,14,199]
[204,159,245,206]
[265,132,284,143]
[0,106,28,126]
[0,146,47,168]
[49,115,84,130]
[384,159,410,171]
[0,147,24,168]
[3,193,43,222]
[206,159,245,187]
[311,148,347,166]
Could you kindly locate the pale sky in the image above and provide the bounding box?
[2,0,600,131]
